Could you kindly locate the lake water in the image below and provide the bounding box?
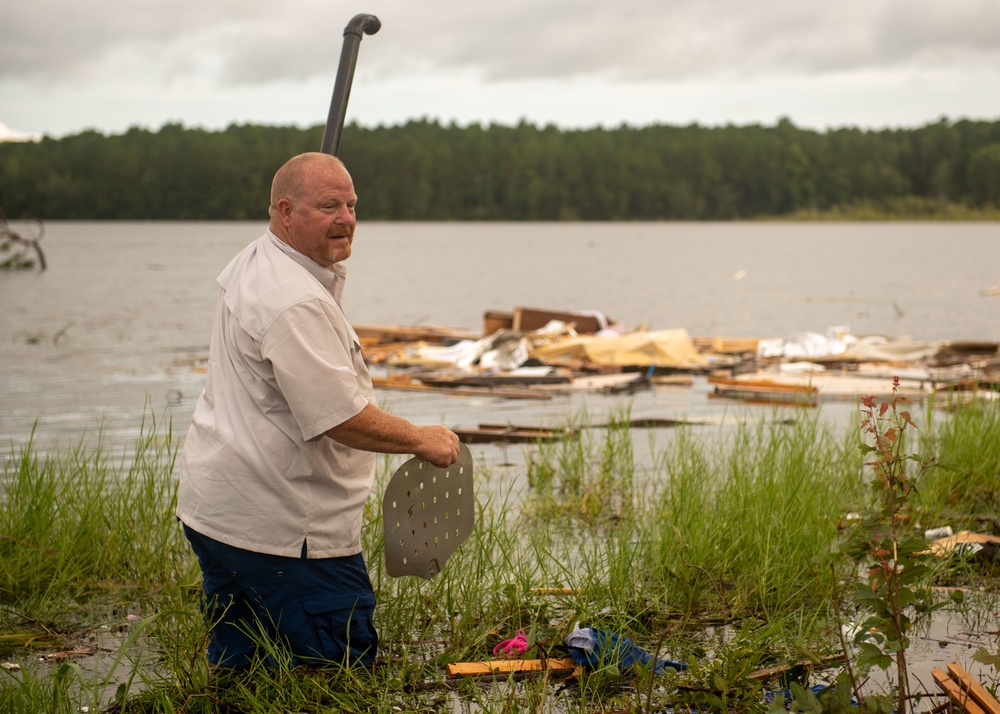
[1,220,998,462]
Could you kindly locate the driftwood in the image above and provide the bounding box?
[0,207,46,271]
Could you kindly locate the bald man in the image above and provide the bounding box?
[177,152,460,670]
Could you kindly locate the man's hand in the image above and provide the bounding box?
[415,425,461,468]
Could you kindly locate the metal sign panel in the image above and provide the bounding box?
[382,443,475,579]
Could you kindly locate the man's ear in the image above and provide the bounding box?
[276,197,294,226]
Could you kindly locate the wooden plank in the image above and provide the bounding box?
[453,427,568,444]
[483,310,513,336]
[934,668,989,714]
[352,323,481,344]
[446,657,578,678]
[370,376,553,401]
[693,336,762,354]
[947,662,1000,714]
[747,654,845,682]
[709,388,818,407]
[419,373,573,388]
[708,377,818,394]
[477,423,576,436]
[512,307,603,334]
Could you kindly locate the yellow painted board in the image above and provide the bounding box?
[933,668,989,714]
[947,662,1000,714]
[446,658,578,678]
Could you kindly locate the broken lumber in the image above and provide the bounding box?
[445,657,578,678]
[935,662,1000,714]
[370,376,553,400]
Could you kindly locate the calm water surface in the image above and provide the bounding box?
[1,221,998,461]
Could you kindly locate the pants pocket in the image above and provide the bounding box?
[302,591,378,666]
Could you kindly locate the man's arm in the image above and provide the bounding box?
[325,403,461,468]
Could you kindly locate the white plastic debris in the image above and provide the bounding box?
[924,526,954,540]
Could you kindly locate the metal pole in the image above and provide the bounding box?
[320,13,381,156]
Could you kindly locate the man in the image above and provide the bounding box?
[177,152,460,670]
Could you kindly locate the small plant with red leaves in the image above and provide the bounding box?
[842,377,941,713]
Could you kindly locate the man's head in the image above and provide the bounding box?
[268,152,357,268]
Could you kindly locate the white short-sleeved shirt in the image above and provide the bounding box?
[177,230,376,558]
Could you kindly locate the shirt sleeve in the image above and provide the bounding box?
[261,299,370,441]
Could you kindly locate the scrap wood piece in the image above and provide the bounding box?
[42,647,98,661]
[930,531,1000,557]
[933,667,995,714]
[453,426,565,444]
[677,655,848,696]
[352,323,481,345]
[419,372,573,388]
[512,306,609,335]
[453,423,576,445]
[446,657,578,678]
[708,377,819,394]
[747,654,846,682]
[946,662,1000,714]
[531,372,640,392]
[709,377,819,406]
[370,375,553,400]
[530,587,577,596]
[359,340,413,364]
[693,336,762,354]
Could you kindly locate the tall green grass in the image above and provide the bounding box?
[0,416,190,623]
[919,396,1000,525]
[1,396,997,712]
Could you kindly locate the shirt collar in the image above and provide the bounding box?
[265,229,346,299]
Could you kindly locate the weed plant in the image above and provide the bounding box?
[1,396,997,712]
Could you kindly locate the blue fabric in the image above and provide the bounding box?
[565,627,686,674]
[183,523,378,669]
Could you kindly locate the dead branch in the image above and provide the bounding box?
[0,205,46,271]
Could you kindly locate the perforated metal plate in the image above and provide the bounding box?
[382,443,475,579]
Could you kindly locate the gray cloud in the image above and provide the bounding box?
[3,0,998,87]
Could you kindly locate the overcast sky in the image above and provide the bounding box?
[2,0,999,141]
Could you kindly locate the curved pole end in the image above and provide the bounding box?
[345,13,381,38]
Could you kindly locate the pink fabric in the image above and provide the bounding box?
[493,629,530,657]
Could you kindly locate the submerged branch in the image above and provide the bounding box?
[0,206,46,271]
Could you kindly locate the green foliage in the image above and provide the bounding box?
[3,117,1000,220]
[674,630,770,713]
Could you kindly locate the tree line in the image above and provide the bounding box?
[1,117,999,220]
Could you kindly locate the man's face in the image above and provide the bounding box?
[280,163,358,269]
